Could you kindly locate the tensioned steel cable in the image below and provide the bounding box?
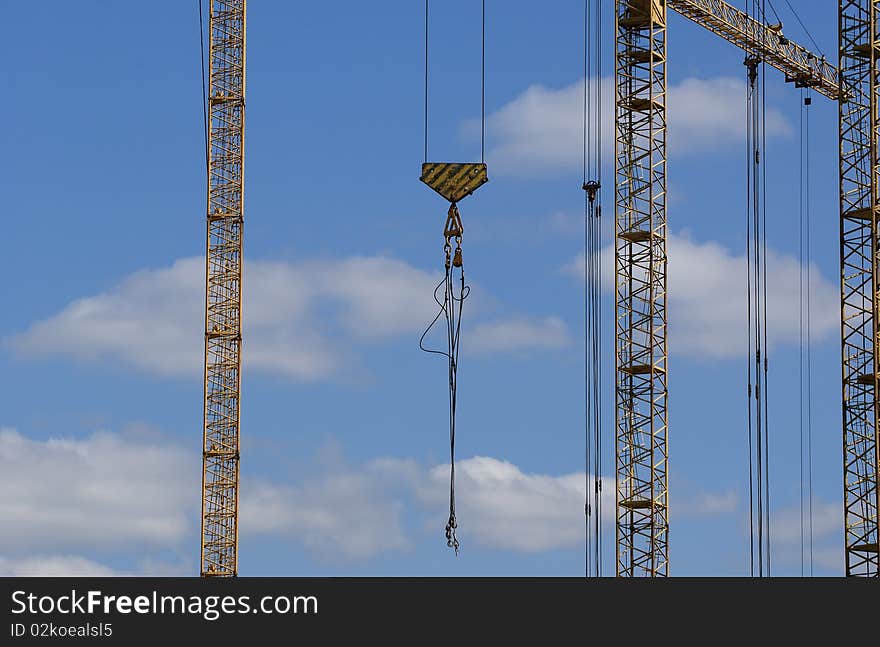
[798,87,816,577]
[744,0,772,577]
[780,0,826,58]
[424,0,429,162]
[753,58,765,578]
[762,0,771,575]
[761,0,772,578]
[744,52,756,579]
[481,0,486,163]
[592,0,603,581]
[805,94,814,577]
[424,0,487,163]
[798,88,805,577]
[583,0,603,578]
[198,0,209,169]
[583,0,591,578]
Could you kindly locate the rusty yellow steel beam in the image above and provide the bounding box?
[668,0,841,100]
[200,0,246,578]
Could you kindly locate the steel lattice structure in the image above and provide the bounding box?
[615,0,669,577]
[668,0,839,99]
[200,0,246,578]
[839,0,880,577]
[614,0,880,577]
[187,0,879,577]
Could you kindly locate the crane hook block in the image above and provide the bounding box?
[420,162,488,203]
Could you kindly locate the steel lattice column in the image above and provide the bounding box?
[614,0,669,577]
[200,0,246,577]
[839,0,880,577]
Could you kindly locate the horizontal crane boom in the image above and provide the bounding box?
[668,0,840,100]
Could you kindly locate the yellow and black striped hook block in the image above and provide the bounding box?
[420,162,488,203]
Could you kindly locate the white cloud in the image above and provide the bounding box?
[0,426,409,566]
[416,457,609,553]
[7,256,440,381]
[679,490,738,518]
[0,427,194,554]
[566,231,838,359]
[770,500,843,573]
[240,453,608,557]
[772,500,840,545]
[0,424,744,571]
[468,317,572,355]
[7,255,570,381]
[241,469,410,562]
[0,555,124,577]
[479,76,790,175]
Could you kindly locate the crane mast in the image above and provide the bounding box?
[185,0,879,578]
[200,0,246,577]
[615,0,876,576]
[838,0,879,577]
[614,0,669,578]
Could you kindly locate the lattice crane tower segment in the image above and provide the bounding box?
[615,0,669,578]
[614,0,839,576]
[200,0,246,578]
[838,0,879,577]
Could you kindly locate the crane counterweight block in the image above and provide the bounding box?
[420,162,488,203]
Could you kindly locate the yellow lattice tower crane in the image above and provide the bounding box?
[614,0,878,577]
[200,0,246,577]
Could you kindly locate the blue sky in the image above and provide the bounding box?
[0,1,847,576]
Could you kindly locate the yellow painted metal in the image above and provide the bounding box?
[838,0,879,578]
[615,0,669,577]
[200,0,246,578]
[668,0,841,100]
[420,163,488,203]
[612,0,863,578]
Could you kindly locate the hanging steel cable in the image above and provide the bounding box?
[419,0,488,554]
[583,0,604,579]
[744,0,772,577]
[198,0,209,169]
[805,88,814,576]
[798,87,805,577]
[744,59,755,576]
[798,87,815,576]
[420,204,469,553]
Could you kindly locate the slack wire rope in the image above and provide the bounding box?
[420,0,486,554]
[419,266,469,555]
